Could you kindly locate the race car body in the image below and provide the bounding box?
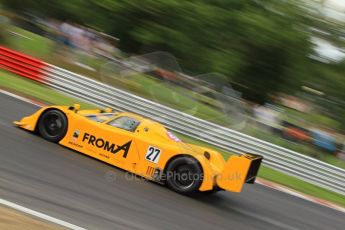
[14,104,263,194]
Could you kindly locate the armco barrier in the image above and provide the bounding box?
[1,46,345,196]
[0,46,46,82]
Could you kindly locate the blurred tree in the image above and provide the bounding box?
[0,0,327,103]
[109,0,312,102]
[3,0,345,128]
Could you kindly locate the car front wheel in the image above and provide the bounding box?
[38,109,68,143]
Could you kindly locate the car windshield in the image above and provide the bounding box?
[84,113,116,123]
[107,116,140,132]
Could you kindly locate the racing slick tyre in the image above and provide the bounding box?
[165,156,203,195]
[38,109,68,143]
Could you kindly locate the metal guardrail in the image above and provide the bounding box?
[1,46,345,196]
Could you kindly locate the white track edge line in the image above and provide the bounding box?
[0,198,87,230]
[0,89,45,107]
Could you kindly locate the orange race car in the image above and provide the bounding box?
[14,104,263,194]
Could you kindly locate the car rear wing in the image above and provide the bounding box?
[243,153,263,184]
[216,153,263,193]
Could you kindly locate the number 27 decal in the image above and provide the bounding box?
[145,146,161,163]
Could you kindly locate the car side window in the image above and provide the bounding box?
[107,116,140,132]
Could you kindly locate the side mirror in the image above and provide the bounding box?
[103,108,113,113]
[74,104,81,111]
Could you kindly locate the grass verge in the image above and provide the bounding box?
[0,70,95,108]
[1,69,345,207]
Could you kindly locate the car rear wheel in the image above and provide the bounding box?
[38,110,68,143]
[165,157,203,194]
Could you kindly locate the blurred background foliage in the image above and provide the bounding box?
[1,0,345,130]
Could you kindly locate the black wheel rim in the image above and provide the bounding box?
[43,113,63,137]
[174,164,195,189]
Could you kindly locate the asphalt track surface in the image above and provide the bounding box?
[0,92,344,230]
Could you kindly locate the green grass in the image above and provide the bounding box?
[258,166,345,206]
[283,107,341,130]
[3,24,105,79]
[2,69,344,207]
[4,24,54,58]
[117,74,231,124]
[0,70,95,109]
